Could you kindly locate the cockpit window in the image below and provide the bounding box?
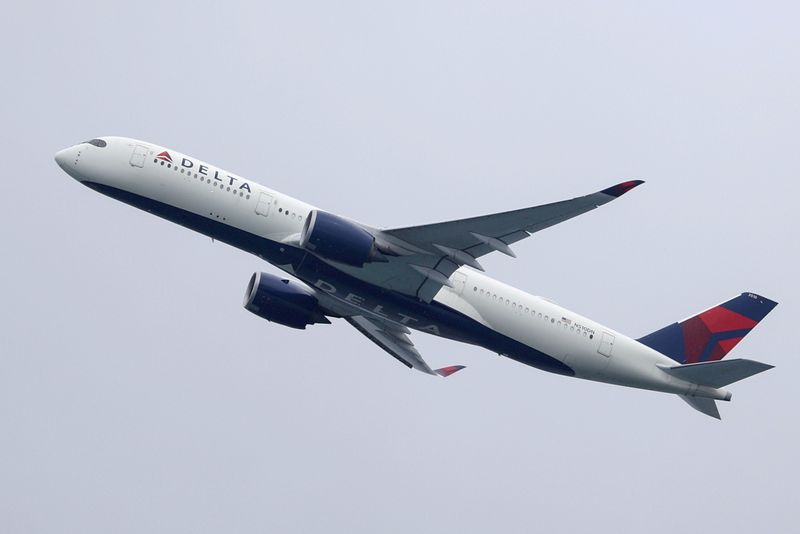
[84,139,107,148]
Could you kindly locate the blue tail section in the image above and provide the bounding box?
[638,293,777,364]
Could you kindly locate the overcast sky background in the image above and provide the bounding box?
[1,2,798,533]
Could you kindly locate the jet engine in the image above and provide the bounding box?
[243,272,330,329]
[299,210,387,267]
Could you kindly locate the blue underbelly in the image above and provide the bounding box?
[85,181,574,377]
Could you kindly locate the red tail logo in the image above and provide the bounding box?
[155,151,173,163]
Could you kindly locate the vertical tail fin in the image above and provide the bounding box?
[638,293,777,364]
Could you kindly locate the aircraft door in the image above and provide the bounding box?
[129,145,149,168]
[451,271,467,296]
[255,192,274,216]
[598,331,615,357]
[567,331,615,379]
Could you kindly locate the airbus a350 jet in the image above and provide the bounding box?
[55,137,777,419]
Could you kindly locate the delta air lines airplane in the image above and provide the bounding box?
[55,137,778,419]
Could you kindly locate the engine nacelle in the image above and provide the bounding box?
[243,272,330,329]
[299,210,385,267]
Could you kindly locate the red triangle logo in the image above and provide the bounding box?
[156,151,173,163]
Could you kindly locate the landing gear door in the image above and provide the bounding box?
[129,145,149,168]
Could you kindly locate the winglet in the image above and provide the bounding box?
[600,180,645,198]
[435,365,466,377]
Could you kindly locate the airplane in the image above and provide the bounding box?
[55,137,778,419]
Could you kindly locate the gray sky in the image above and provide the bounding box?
[2,1,798,532]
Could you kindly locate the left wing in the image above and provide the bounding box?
[345,315,465,377]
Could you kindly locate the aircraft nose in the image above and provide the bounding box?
[54,147,73,170]
[54,145,84,180]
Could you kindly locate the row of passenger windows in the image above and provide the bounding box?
[154,158,306,225]
[473,285,594,339]
[277,206,302,221]
[155,159,251,200]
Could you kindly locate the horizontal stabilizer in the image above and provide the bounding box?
[435,365,466,377]
[679,395,721,419]
[659,358,774,388]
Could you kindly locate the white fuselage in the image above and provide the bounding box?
[55,137,729,401]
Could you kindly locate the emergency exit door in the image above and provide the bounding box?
[451,271,467,295]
